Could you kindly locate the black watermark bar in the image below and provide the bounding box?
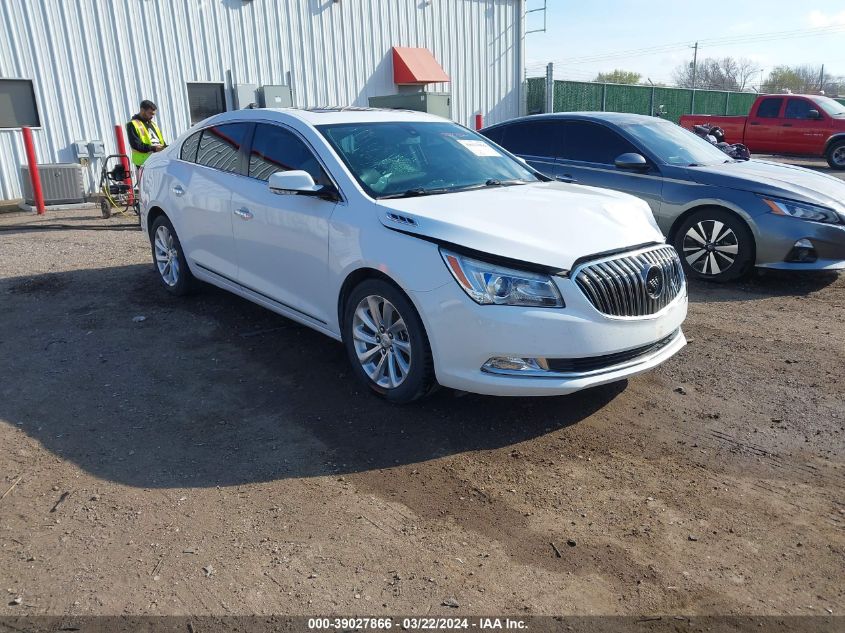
[0,616,841,633]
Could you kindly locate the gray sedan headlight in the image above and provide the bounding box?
[762,197,841,224]
[440,248,564,307]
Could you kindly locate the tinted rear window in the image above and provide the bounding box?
[195,123,250,174]
[756,98,783,118]
[498,121,561,158]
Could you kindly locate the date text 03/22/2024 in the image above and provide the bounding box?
[307,617,528,630]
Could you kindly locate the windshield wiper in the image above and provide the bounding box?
[378,179,533,199]
[379,187,451,199]
[484,178,532,186]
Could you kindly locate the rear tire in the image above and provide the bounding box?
[672,208,754,282]
[149,215,195,296]
[826,139,845,170]
[100,198,112,219]
[342,279,436,403]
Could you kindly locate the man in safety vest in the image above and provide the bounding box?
[127,100,166,168]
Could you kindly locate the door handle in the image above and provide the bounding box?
[172,185,185,196]
[555,174,578,183]
[782,123,793,127]
[749,122,760,126]
[234,207,253,220]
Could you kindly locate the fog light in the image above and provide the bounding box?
[482,357,549,373]
[785,238,817,263]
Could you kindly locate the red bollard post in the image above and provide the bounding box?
[114,124,134,205]
[22,127,45,215]
[474,113,484,131]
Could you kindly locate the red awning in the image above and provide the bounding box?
[392,47,450,85]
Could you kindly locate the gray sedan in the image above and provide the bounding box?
[482,113,845,282]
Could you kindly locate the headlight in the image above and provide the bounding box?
[440,248,564,307]
[762,197,841,224]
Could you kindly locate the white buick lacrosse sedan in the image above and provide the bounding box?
[139,108,687,402]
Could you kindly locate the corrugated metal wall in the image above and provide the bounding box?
[0,0,524,201]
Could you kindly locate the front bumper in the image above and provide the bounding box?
[754,213,845,271]
[412,276,688,397]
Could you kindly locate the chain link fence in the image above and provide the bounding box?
[526,78,845,123]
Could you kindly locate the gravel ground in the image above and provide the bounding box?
[0,196,843,617]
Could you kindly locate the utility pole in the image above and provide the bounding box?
[819,64,825,92]
[690,42,699,90]
[690,41,699,113]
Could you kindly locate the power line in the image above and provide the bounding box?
[537,24,845,66]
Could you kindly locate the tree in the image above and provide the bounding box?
[672,56,760,91]
[762,65,842,95]
[595,69,642,85]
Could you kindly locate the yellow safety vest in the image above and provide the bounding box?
[130,119,165,166]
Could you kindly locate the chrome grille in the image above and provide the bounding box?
[574,245,685,317]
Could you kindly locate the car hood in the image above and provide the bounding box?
[686,160,845,212]
[374,181,663,271]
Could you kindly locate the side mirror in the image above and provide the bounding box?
[807,109,821,120]
[614,153,649,171]
[268,170,336,199]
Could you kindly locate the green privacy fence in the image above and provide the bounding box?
[526,78,845,123]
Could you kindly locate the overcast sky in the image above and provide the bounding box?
[525,2,845,86]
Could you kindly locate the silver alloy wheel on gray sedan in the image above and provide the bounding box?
[682,220,739,276]
[352,295,412,389]
[154,224,180,287]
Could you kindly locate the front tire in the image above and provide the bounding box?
[826,140,845,170]
[673,208,754,282]
[343,279,436,403]
[150,215,195,296]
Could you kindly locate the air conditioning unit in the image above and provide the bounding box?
[368,92,451,118]
[21,163,85,205]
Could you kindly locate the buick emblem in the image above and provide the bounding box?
[644,264,664,299]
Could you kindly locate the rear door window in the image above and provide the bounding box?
[755,98,784,118]
[481,126,507,146]
[559,121,638,165]
[248,123,330,185]
[499,121,562,158]
[195,123,250,174]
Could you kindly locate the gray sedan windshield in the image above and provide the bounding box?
[621,120,732,166]
[318,121,540,198]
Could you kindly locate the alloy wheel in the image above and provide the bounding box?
[352,295,412,389]
[832,145,845,168]
[153,225,180,287]
[682,220,739,276]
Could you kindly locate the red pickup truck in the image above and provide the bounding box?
[679,94,845,169]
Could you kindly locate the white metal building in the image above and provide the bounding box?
[0,0,526,202]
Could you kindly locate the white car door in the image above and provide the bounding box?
[174,123,251,281]
[230,122,338,325]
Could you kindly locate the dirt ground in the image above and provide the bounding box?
[0,198,843,617]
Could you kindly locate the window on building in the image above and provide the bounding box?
[180,130,201,162]
[248,123,330,185]
[560,122,638,164]
[0,79,40,128]
[187,83,226,125]
[195,123,250,174]
[755,98,783,119]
